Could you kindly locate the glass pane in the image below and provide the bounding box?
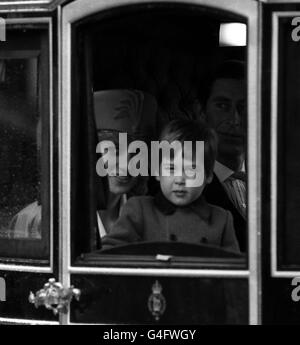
[276,17,300,267]
[0,58,40,239]
[0,27,49,261]
[72,6,247,267]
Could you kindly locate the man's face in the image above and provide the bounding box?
[205,78,246,169]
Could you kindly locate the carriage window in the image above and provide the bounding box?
[71,7,248,268]
[0,26,50,262]
[275,16,300,268]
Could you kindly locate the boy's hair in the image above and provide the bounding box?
[159,118,218,178]
[200,60,245,107]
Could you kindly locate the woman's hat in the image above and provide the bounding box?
[94,89,158,142]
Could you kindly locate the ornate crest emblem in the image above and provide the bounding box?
[147,280,166,321]
[28,278,81,315]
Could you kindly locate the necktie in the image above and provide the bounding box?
[223,172,247,219]
[231,171,246,182]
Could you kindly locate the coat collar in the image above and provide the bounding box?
[214,161,234,182]
[154,190,210,221]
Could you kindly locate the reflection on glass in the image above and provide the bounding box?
[0,58,41,240]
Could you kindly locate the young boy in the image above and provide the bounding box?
[101,119,240,253]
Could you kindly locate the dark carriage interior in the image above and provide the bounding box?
[91,7,246,129]
[0,26,50,261]
[71,4,247,262]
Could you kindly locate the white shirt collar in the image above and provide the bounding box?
[214,161,234,183]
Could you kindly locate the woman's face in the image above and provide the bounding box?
[108,174,137,195]
[106,140,138,195]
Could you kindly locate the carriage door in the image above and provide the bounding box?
[262,1,300,324]
[60,0,260,324]
[0,14,58,324]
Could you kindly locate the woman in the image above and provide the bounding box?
[94,89,158,237]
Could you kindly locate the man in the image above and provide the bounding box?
[202,60,247,252]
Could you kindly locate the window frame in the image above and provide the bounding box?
[0,1,61,13]
[271,11,300,277]
[61,0,261,325]
[0,17,54,273]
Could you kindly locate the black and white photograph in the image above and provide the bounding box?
[0,0,299,328]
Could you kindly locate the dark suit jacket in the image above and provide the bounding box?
[204,174,247,252]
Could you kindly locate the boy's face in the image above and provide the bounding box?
[156,152,212,207]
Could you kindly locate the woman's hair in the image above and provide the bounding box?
[159,118,218,178]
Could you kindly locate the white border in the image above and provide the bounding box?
[68,267,250,277]
[248,0,262,325]
[57,4,69,326]
[0,17,53,274]
[0,1,51,5]
[271,12,300,278]
[61,0,260,325]
[0,317,58,325]
[262,0,300,3]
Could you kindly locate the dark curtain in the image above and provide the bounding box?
[71,28,108,260]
